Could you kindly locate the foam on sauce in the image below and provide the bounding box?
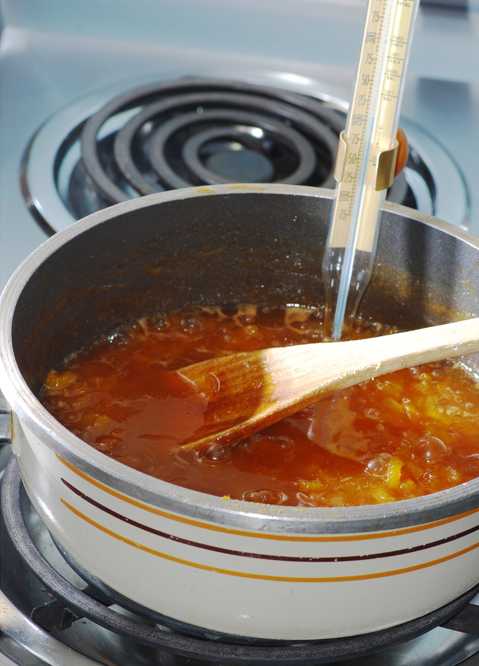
[40,304,479,507]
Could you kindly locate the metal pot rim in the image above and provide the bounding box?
[2,183,479,534]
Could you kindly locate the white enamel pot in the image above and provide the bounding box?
[2,184,479,642]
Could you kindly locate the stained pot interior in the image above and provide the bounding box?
[10,191,479,395]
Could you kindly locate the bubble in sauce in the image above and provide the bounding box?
[296,492,315,507]
[219,323,234,344]
[238,314,256,326]
[415,436,448,462]
[148,314,170,330]
[198,443,231,464]
[243,324,260,337]
[242,489,287,505]
[180,314,202,333]
[277,436,295,451]
[366,453,392,475]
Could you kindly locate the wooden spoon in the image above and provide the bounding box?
[177,318,479,450]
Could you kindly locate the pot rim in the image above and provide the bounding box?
[2,182,479,534]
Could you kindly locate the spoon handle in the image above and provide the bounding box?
[180,318,479,449]
[265,318,479,406]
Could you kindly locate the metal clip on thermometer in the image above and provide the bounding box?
[323,0,419,340]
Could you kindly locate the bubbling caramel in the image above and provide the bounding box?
[40,304,479,507]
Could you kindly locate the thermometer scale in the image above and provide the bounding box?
[323,0,420,340]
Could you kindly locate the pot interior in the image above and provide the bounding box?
[10,188,479,396]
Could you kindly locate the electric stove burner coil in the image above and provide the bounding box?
[23,75,463,236]
[3,457,479,666]
[81,79,342,204]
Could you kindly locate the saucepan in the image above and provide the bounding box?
[2,183,479,641]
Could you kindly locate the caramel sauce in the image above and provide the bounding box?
[40,305,479,507]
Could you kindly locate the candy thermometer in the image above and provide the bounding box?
[323,0,420,340]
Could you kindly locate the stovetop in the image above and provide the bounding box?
[1,0,479,294]
[2,1,479,664]
[21,76,463,235]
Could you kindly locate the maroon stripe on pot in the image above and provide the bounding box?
[61,477,479,563]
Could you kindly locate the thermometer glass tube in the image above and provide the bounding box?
[323,0,420,340]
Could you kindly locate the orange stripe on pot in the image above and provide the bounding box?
[61,498,479,582]
[61,476,479,562]
[57,455,479,543]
